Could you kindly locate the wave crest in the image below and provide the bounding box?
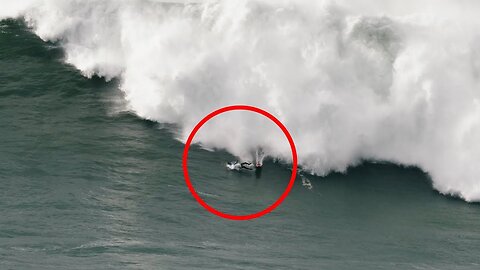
[3,0,480,201]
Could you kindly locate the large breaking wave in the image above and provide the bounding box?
[2,0,480,201]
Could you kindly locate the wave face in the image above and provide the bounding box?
[3,0,480,201]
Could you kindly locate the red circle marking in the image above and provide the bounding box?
[182,105,298,220]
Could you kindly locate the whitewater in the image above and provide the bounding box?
[2,0,480,201]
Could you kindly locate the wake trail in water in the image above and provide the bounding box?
[2,0,480,201]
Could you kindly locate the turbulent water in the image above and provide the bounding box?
[2,1,480,269]
[2,0,480,200]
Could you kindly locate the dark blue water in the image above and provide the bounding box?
[1,19,480,270]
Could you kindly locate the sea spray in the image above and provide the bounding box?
[2,0,480,200]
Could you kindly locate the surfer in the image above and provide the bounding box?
[226,149,265,172]
[240,162,253,170]
[226,161,254,171]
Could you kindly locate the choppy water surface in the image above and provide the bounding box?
[1,19,480,270]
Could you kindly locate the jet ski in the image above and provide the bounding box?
[226,161,255,171]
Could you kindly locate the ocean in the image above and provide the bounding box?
[2,1,480,269]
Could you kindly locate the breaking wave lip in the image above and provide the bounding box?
[2,0,480,201]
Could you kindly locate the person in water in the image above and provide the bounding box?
[240,162,253,170]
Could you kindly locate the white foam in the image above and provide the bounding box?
[2,0,480,201]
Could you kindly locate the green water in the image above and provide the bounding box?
[1,19,480,270]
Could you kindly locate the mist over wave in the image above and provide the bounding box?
[3,0,480,201]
